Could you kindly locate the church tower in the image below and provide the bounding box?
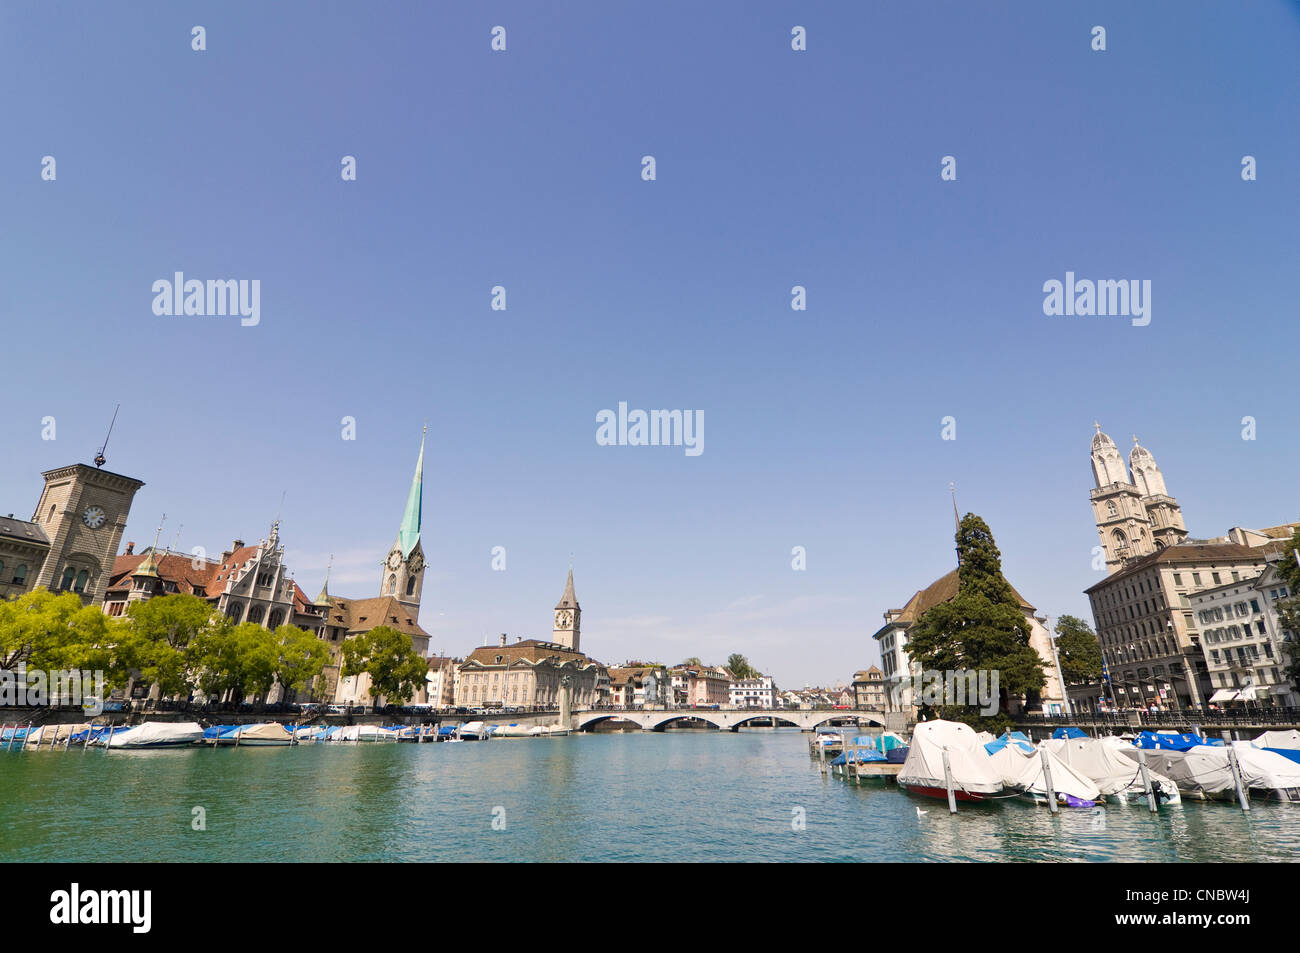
[380,429,426,617]
[552,568,581,653]
[1089,424,1187,574]
[1129,436,1187,550]
[1089,423,1154,573]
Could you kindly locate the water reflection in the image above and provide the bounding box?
[1,731,1296,862]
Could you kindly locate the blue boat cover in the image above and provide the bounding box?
[1264,747,1300,764]
[985,731,1036,755]
[1133,731,1223,750]
[1052,726,1089,739]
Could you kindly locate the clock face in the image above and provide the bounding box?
[556,610,572,628]
[82,506,107,530]
[387,550,402,571]
[409,554,424,573]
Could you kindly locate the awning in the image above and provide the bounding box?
[1209,688,1239,703]
[1238,685,1258,701]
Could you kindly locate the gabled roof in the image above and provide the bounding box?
[895,568,1034,624]
[462,639,594,670]
[325,595,427,638]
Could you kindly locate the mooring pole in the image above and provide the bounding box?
[1137,748,1157,813]
[1041,747,1059,814]
[1226,745,1251,812]
[942,748,958,814]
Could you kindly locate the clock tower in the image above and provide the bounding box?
[380,430,426,617]
[31,463,144,606]
[552,568,581,653]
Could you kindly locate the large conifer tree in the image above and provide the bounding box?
[906,514,1045,727]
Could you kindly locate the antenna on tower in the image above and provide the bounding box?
[949,482,961,568]
[151,514,166,554]
[94,404,120,468]
[169,524,184,555]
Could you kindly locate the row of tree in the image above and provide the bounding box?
[0,590,428,705]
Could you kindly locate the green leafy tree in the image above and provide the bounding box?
[192,621,278,704]
[906,514,1046,731]
[1055,614,1103,685]
[0,589,93,670]
[1272,526,1300,683]
[122,593,217,698]
[271,624,330,699]
[726,654,758,680]
[340,626,427,704]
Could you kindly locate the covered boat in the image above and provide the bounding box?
[213,723,294,746]
[102,722,205,748]
[1119,742,1300,801]
[1046,736,1180,804]
[985,733,1101,807]
[23,723,91,747]
[896,720,1004,801]
[1253,730,1300,765]
[458,721,490,740]
[494,723,533,738]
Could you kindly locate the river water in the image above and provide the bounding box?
[1,729,1296,862]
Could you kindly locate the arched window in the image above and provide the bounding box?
[60,566,76,590]
[1111,529,1128,549]
[248,605,265,625]
[268,609,284,629]
[227,603,244,623]
[387,574,397,594]
[405,576,416,596]
[74,570,90,593]
[47,504,56,523]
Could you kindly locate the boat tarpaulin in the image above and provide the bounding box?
[897,720,1004,796]
[1051,726,1088,740]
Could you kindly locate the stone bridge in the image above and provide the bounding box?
[574,708,887,733]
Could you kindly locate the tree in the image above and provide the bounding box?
[1054,615,1103,685]
[726,654,758,680]
[191,621,278,704]
[270,624,330,699]
[0,589,93,670]
[121,593,217,698]
[1272,526,1300,683]
[906,513,1046,731]
[679,657,703,668]
[340,626,428,705]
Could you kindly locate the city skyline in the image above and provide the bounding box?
[2,2,1298,686]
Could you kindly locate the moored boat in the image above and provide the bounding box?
[896,720,1004,802]
[100,722,205,748]
[985,732,1101,808]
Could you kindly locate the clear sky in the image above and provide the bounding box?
[2,2,1298,688]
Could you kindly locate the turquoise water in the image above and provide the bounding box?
[1,729,1297,862]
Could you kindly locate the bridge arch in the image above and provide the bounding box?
[645,713,727,732]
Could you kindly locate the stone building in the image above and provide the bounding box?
[1191,564,1297,708]
[0,462,144,606]
[852,666,886,710]
[1089,425,1188,573]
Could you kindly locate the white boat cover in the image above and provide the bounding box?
[988,741,1101,802]
[897,720,1004,796]
[1254,729,1300,750]
[1046,737,1180,802]
[1119,743,1300,799]
[223,723,293,745]
[329,725,399,742]
[494,724,534,737]
[24,723,91,746]
[104,722,204,748]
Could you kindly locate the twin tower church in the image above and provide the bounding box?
[1088,423,1188,573]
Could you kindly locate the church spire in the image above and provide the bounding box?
[398,427,425,557]
[556,567,578,609]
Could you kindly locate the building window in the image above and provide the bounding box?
[406,576,416,596]
[60,566,76,590]
[12,564,26,586]
[387,574,397,594]
[73,570,89,593]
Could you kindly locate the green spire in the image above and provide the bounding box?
[398,428,425,557]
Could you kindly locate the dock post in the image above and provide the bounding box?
[104,724,115,750]
[235,724,242,748]
[1040,747,1059,814]
[1136,748,1157,813]
[1226,745,1251,812]
[64,724,73,751]
[1,725,9,752]
[942,748,958,814]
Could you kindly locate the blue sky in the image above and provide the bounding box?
[2,2,1298,687]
